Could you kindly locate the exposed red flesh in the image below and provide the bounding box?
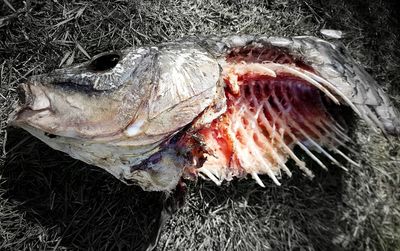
[182,71,346,184]
[226,46,316,73]
[180,50,350,185]
[205,74,331,173]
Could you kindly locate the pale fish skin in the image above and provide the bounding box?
[8,35,400,191]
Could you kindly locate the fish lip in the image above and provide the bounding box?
[16,83,28,105]
[8,81,53,124]
[8,105,53,128]
[13,82,51,110]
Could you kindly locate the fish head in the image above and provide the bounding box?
[8,43,222,191]
[12,50,143,139]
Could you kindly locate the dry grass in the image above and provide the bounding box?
[1,0,399,250]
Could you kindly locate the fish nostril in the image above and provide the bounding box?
[44,132,58,138]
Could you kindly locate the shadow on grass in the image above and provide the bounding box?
[3,128,346,250]
[3,128,164,250]
[170,161,345,250]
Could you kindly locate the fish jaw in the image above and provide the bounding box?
[13,121,191,191]
[9,82,127,139]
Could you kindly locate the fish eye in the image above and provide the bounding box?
[88,53,121,72]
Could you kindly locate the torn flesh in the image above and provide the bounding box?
[181,53,360,187]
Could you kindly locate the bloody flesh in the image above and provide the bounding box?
[181,50,349,185]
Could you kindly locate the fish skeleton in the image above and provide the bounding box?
[8,35,400,192]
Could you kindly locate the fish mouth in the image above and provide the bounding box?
[9,81,131,140]
[9,83,53,127]
[18,83,51,111]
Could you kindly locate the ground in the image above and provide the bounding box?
[0,0,399,250]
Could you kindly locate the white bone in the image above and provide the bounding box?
[278,93,349,170]
[262,101,314,177]
[252,172,266,188]
[233,63,277,78]
[234,111,281,186]
[240,129,281,185]
[333,148,360,167]
[296,141,328,170]
[244,108,292,177]
[198,167,222,186]
[301,68,362,116]
[264,63,341,105]
[274,91,350,171]
[247,88,292,177]
[302,134,348,171]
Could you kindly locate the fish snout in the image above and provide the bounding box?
[18,82,51,111]
[16,83,28,106]
[8,81,53,127]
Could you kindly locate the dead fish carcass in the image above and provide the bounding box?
[8,35,400,191]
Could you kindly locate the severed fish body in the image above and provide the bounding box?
[8,35,400,191]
